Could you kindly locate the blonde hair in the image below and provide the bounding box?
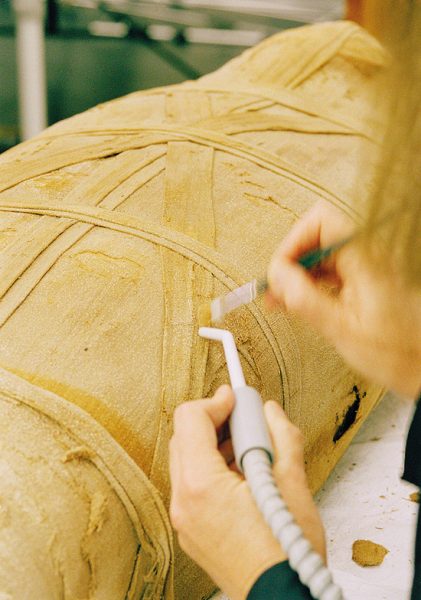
[364,1,421,284]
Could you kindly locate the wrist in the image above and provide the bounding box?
[213,523,285,600]
[234,555,287,600]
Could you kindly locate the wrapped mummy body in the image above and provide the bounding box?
[0,21,386,600]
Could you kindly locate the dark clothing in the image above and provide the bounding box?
[403,396,421,599]
[247,561,312,599]
[247,396,421,600]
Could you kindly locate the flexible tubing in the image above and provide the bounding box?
[242,449,344,600]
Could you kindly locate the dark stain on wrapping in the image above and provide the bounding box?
[333,385,366,443]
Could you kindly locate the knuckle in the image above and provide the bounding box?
[173,402,190,422]
[274,444,306,482]
[169,501,187,532]
[289,423,305,447]
[281,420,304,447]
[183,475,208,500]
[176,532,189,553]
[275,459,296,481]
[169,476,209,531]
[295,430,305,449]
[274,460,308,490]
[168,435,176,453]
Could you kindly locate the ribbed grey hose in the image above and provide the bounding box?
[242,449,344,600]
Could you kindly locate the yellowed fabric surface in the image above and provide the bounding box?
[0,367,173,600]
[0,21,386,599]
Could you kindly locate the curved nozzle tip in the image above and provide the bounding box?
[198,327,233,343]
[198,327,246,388]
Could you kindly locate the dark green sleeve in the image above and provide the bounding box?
[247,561,313,600]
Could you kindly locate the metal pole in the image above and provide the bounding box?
[13,0,48,140]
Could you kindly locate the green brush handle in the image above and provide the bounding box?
[298,236,351,269]
[257,235,353,294]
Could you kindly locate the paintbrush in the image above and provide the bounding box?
[198,234,352,327]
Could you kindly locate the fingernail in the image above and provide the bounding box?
[265,400,284,417]
[267,260,286,298]
[266,271,287,312]
[215,384,233,401]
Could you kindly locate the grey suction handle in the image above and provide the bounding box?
[230,385,273,472]
[198,328,274,472]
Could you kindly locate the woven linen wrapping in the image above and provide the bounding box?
[0,21,386,600]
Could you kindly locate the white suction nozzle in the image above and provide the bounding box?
[199,327,245,388]
[199,326,273,470]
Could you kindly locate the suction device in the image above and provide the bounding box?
[199,327,343,600]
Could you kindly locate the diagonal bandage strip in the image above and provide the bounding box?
[0,198,296,411]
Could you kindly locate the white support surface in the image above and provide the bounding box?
[212,392,417,600]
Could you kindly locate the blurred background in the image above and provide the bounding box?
[1,0,372,152]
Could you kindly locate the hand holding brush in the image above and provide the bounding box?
[199,226,353,326]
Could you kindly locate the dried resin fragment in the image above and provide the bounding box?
[352,539,389,567]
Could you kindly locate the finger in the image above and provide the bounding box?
[216,419,231,446]
[275,206,323,261]
[172,385,235,472]
[265,261,341,311]
[169,435,181,499]
[271,201,353,275]
[264,402,315,521]
[218,437,234,465]
[264,401,305,473]
[264,289,281,311]
[217,437,243,475]
[264,401,326,559]
[228,460,242,476]
[267,256,345,344]
[173,385,234,437]
[316,261,343,289]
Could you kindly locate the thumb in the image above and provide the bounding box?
[172,385,235,473]
[172,385,234,443]
[264,401,306,477]
[267,257,343,344]
[201,384,235,429]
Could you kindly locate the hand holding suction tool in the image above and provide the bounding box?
[198,326,343,600]
[199,327,273,471]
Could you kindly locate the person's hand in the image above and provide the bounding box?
[169,385,325,600]
[267,201,421,398]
